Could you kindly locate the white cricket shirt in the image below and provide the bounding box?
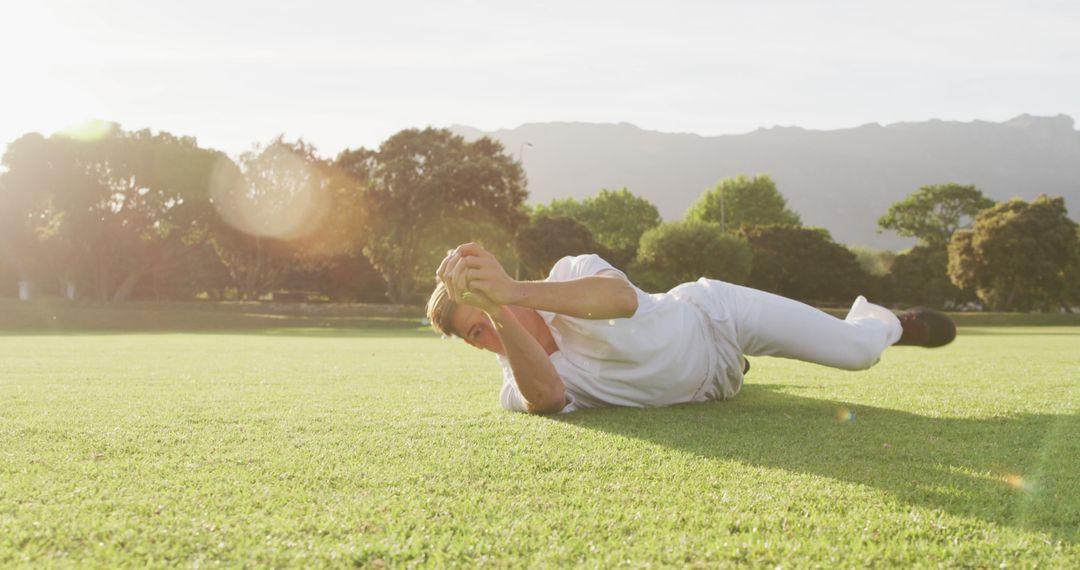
[497,255,744,413]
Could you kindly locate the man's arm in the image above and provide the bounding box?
[440,259,566,414]
[439,243,638,320]
[510,276,638,320]
[487,305,567,414]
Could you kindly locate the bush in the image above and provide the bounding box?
[849,245,895,277]
[686,175,801,230]
[515,214,606,279]
[887,245,973,309]
[948,195,1080,311]
[533,188,661,268]
[632,221,752,292]
[741,225,870,304]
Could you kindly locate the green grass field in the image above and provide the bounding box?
[1,301,1078,567]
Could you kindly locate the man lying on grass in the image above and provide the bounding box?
[428,243,955,414]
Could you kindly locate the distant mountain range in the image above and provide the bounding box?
[450,115,1080,250]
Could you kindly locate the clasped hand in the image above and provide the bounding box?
[435,243,518,313]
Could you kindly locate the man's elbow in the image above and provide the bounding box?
[525,394,566,415]
[618,283,639,318]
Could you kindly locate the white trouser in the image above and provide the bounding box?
[727,285,902,371]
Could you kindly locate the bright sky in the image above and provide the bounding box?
[2,0,1078,158]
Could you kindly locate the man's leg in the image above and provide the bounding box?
[729,285,902,371]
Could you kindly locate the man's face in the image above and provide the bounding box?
[448,304,505,355]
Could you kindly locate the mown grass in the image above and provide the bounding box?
[0,302,1078,567]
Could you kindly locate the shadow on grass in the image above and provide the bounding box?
[557,385,1080,542]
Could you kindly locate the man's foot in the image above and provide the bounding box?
[896,308,956,347]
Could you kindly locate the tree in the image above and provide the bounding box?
[275,251,386,302]
[887,245,973,309]
[685,175,800,231]
[878,183,995,247]
[515,214,604,279]
[0,133,54,291]
[336,128,527,304]
[1070,226,1080,308]
[534,188,661,267]
[210,138,366,300]
[948,195,1080,311]
[1,125,230,300]
[421,211,520,287]
[0,258,14,297]
[848,245,895,278]
[740,225,868,303]
[633,221,752,292]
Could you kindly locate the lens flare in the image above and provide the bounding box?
[1005,474,1036,493]
[56,120,117,142]
[836,407,856,423]
[210,147,326,240]
[209,143,366,258]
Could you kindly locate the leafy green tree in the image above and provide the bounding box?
[633,221,752,292]
[336,128,526,304]
[685,175,800,231]
[534,188,661,266]
[887,245,973,309]
[878,183,995,247]
[848,245,896,278]
[948,195,1080,311]
[515,214,604,279]
[740,225,868,303]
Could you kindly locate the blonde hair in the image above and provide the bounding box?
[426,281,458,337]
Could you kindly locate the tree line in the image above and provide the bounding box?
[2,122,1077,311]
[528,179,1079,312]
[0,124,523,304]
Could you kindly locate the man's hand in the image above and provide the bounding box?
[436,243,516,313]
[438,242,638,321]
[452,245,519,306]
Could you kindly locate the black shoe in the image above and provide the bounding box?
[896,307,956,347]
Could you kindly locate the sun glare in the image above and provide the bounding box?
[1005,474,1037,493]
[56,120,117,142]
[209,147,329,242]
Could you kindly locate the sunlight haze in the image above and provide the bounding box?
[2,0,1078,157]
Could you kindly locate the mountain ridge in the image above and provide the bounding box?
[449,115,1080,249]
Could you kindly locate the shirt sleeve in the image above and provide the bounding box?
[546,254,628,282]
[496,355,576,414]
[497,355,529,412]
